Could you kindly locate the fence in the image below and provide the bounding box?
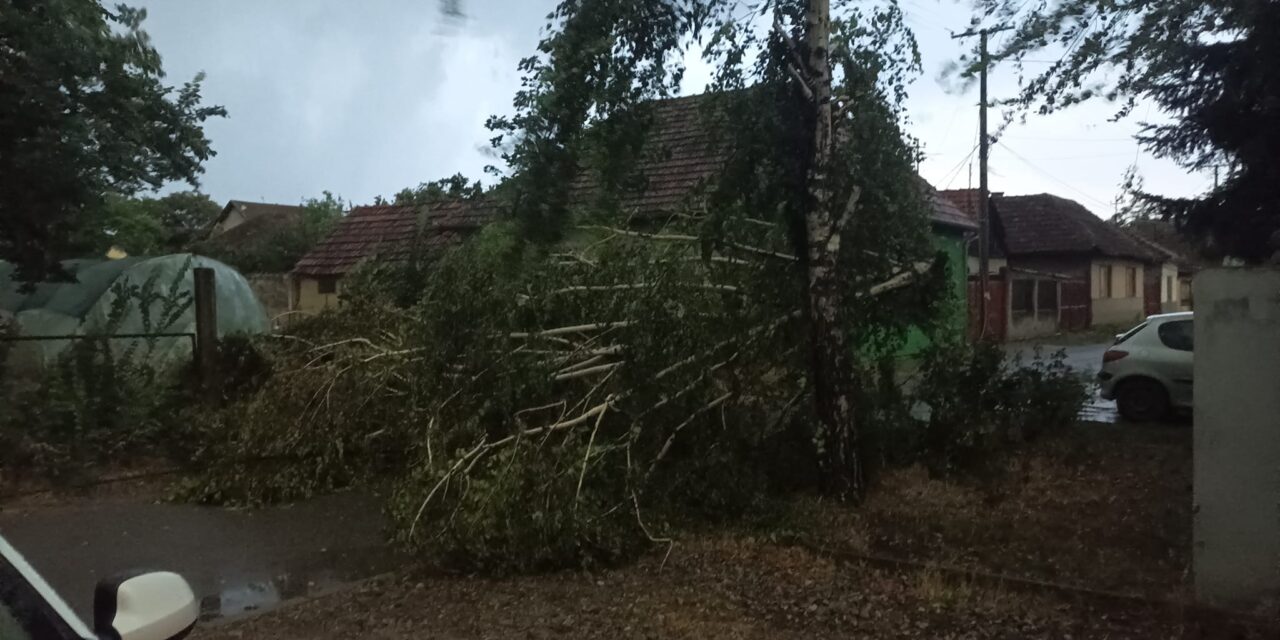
[0,267,221,386]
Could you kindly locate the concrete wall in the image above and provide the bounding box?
[1090,258,1145,326]
[1193,268,1280,608]
[294,275,341,315]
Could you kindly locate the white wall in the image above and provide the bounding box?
[1193,268,1280,607]
[1160,263,1180,313]
[1090,258,1145,325]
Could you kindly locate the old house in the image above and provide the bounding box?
[210,201,305,237]
[291,199,497,314]
[943,190,1164,340]
[1123,219,1203,312]
[293,94,976,351]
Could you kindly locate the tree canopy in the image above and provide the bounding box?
[969,0,1280,263]
[68,191,222,257]
[0,0,225,281]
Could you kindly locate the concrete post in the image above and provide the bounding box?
[1193,268,1280,607]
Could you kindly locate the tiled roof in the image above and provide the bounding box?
[924,184,978,231]
[570,93,972,228]
[1123,219,1209,270]
[297,92,971,276]
[567,94,726,217]
[993,194,1159,262]
[201,207,304,251]
[215,201,307,230]
[292,199,498,277]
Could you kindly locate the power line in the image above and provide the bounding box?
[1002,135,1135,142]
[941,141,980,190]
[996,141,1113,210]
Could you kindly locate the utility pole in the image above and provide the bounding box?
[953,25,1009,339]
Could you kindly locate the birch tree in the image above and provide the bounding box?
[488,0,926,501]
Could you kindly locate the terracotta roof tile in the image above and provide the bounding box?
[293,199,499,276]
[993,194,1158,262]
[297,92,970,276]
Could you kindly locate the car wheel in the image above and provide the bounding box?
[1116,378,1169,423]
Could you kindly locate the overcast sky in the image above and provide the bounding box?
[134,0,1210,218]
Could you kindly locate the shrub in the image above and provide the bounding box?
[0,265,194,484]
[909,341,1087,477]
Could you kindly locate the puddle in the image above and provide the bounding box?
[197,544,404,621]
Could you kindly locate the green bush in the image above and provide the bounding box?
[909,341,1088,477]
[0,266,194,484]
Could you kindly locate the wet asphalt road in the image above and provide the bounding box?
[0,490,399,621]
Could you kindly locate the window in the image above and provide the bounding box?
[0,557,70,640]
[1115,322,1147,345]
[1125,267,1137,297]
[1011,280,1034,317]
[1036,280,1058,317]
[317,276,338,294]
[1157,320,1194,352]
[1099,265,1113,298]
[1165,276,1174,302]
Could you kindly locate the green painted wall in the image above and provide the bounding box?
[896,228,968,358]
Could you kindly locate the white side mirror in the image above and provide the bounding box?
[94,571,198,640]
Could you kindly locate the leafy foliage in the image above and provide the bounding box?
[913,341,1088,477]
[385,174,486,206]
[0,0,225,281]
[0,261,194,483]
[969,0,1280,263]
[69,191,222,257]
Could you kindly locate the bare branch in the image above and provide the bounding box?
[509,322,632,339]
[863,261,933,297]
[553,361,623,381]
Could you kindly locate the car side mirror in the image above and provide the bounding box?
[94,571,198,640]
[1114,333,1124,344]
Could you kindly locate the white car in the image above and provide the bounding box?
[1098,311,1194,422]
[0,533,197,640]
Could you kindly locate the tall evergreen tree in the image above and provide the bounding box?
[969,0,1280,263]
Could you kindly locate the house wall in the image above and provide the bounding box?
[1160,263,1181,313]
[1179,276,1194,311]
[1193,268,1280,607]
[215,209,246,235]
[966,255,1008,276]
[1090,258,1145,326]
[294,275,341,314]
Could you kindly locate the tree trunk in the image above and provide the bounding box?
[802,0,862,501]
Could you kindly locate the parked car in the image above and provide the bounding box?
[1098,311,1194,422]
[0,533,197,640]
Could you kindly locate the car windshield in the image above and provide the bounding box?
[1115,322,1147,345]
